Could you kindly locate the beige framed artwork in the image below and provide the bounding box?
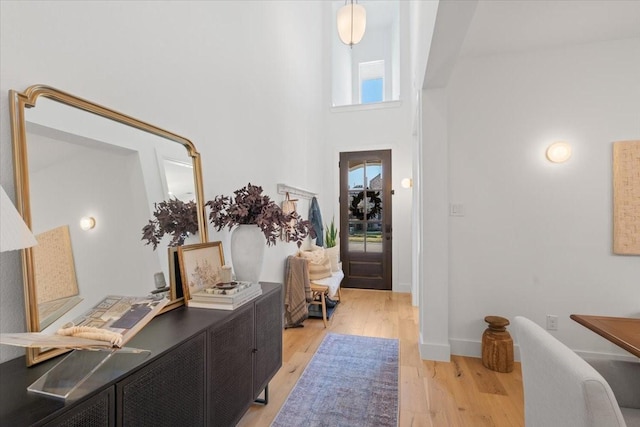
[612,140,640,255]
[32,225,83,329]
[177,242,225,302]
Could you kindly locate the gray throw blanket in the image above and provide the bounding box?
[284,255,312,328]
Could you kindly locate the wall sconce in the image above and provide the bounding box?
[546,141,572,163]
[337,0,366,47]
[401,178,413,189]
[80,216,96,231]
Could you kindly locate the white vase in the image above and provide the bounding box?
[230,224,265,283]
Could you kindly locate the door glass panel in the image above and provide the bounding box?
[348,222,365,252]
[367,160,382,190]
[366,222,383,253]
[365,191,383,221]
[348,159,384,253]
[348,191,365,221]
[348,161,365,190]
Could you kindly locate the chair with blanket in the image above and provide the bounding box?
[298,247,344,328]
[283,255,312,328]
[514,316,640,426]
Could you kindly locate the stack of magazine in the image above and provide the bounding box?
[0,294,168,349]
[188,282,262,310]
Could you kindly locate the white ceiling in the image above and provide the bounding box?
[424,0,640,88]
[460,0,640,58]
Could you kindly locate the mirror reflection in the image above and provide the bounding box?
[11,85,207,365]
[26,98,196,333]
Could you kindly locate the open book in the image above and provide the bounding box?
[0,295,168,349]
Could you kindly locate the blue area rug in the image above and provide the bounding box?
[271,333,399,427]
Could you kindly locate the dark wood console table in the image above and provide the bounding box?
[0,282,282,426]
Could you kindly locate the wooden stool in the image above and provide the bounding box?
[310,283,330,328]
[482,315,514,373]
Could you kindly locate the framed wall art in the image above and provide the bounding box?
[613,140,640,255]
[177,242,225,302]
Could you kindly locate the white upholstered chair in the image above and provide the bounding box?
[514,316,640,427]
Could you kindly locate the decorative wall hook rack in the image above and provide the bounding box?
[276,183,317,200]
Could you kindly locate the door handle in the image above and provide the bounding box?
[385,224,391,240]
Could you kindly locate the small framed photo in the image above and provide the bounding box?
[178,242,225,302]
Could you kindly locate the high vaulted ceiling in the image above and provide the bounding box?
[424,0,640,89]
[460,0,640,58]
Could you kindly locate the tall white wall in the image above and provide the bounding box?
[0,0,324,362]
[419,87,450,361]
[323,1,414,293]
[445,38,640,359]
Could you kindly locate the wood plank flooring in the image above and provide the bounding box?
[238,288,524,427]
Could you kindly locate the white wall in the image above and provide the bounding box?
[419,87,451,361]
[323,0,414,293]
[0,0,324,362]
[445,38,640,359]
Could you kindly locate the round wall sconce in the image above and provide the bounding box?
[546,141,572,163]
[401,178,413,189]
[80,216,96,231]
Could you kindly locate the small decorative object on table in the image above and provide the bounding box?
[205,281,251,295]
[220,265,233,283]
[189,281,263,310]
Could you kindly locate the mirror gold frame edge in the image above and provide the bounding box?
[9,84,209,366]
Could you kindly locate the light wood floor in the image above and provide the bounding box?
[238,288,525,427]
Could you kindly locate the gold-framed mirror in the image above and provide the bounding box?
[9,85,208,366]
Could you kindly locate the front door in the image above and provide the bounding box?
[339,150,392,290]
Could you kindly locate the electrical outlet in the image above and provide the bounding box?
[546,315,558,330]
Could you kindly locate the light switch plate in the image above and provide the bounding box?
[449,203,465,217]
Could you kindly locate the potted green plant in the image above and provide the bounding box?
[325,217,338,248]
[141,198,199,250]
[324,217,340,272]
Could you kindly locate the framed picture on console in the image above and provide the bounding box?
[178,242,226,302]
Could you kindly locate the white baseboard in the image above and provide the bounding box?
[394,281,411,293]
[449,339,482,358]
[447,339,637,363]
[419,332,451,361]
[448,339,521,360]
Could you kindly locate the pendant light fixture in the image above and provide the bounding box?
[337,0,366,47]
